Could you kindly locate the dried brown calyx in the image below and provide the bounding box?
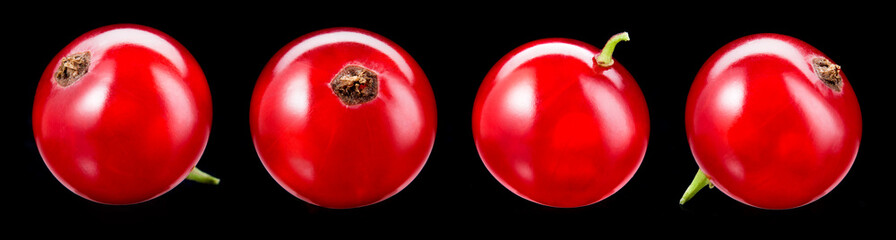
[54,52,90,87]
[330,65,379,105]
[812,57,843,92]
[54,51,91,87]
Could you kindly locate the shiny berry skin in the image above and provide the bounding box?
[684,33,861,209]
[473,35,649,208]
[32,24,213,205]
[250,27,437,209]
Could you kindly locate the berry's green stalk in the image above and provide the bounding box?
[187,167,220,185]
[595,32,630,67]
[679,169,713,205]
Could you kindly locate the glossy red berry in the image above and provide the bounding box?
[680,33,861,209]
[473,33,649,208]
[33,24,218,205]
[250,27,437,209]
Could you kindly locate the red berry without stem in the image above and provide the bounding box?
[250,27,437,209]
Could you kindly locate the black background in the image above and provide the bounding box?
[8,3,892,234]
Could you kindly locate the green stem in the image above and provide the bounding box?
[595,32,630,67]
[679,169,713,205]
[186,167,220,185]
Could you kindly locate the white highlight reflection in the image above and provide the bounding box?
[290,157,315,182]
[91,28,187,74]
[283,70,310,118]
[601,68,625,90]
[496,42,594,80]
[76,84,109,123]
[708,38,804,80]
[274,31,414,82]
[785,76,844,151]
[77,157,99,180]
[153,65,195,145]
[506,81,535,121]
[723,156,746,182]
[514,159,534,184]
[580,78,631,153]
[718,79,745,118]
[503,77,536,135]
[385,76,423,151]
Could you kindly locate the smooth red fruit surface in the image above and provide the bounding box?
[686,33,861,209]
[250,28,436,209]
[473,37,649,208]
[33,24,212,205]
